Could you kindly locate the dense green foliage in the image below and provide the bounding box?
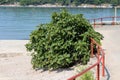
[0,0,17,4]
[26,10,103,70]
[0,0,120,6]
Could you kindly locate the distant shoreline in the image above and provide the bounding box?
[0,4,119,8]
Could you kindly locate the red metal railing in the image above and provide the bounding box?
[67,38,105,80]
[88,16,120,28]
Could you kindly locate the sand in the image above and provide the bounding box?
[0,25,120,80]
[0,40,28,54]
[0,40,76,80]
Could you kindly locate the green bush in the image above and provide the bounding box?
[79,71,94,80]
[26,10,103,70]
[75,66,94,80]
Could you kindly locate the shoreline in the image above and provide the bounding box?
[0,4,119,8]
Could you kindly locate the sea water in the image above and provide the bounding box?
[0,7,119,39]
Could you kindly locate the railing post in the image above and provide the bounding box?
[97,63,100,80]
[97,46,100,56]
[112,17,115,25]
[90,39,94,58]
[102,54,105,77]
[96,45,100,80]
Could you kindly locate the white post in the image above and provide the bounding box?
[115,7,117,24]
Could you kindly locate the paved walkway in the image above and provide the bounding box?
[96,25,120,80]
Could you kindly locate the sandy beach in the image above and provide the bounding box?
[0,40,76,80]
[0,25,120,80]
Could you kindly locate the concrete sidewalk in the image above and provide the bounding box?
[96,25,120,80]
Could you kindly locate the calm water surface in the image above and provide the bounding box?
[0,7,120,40]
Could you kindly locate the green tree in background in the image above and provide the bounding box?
[0,0,120,6]
[0,0,15,4]
[93,0,101,5]
[72,0,81,6]
[26,10,103,70]
[110,0,119,5]
[20,0,31,5]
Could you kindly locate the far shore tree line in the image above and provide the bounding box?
[0,0,120,6]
